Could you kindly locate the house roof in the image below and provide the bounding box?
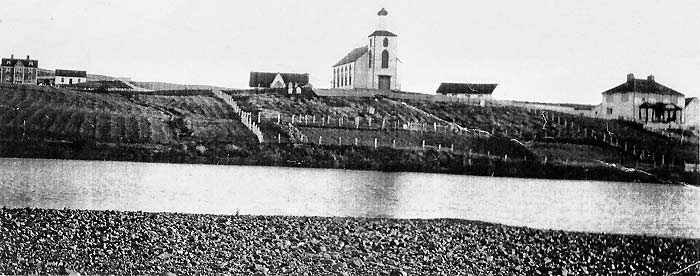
[686,97,698,106]
[2,57,38,68]
[368,30,397,37]
[602,78,684,96]
[249,72,309,87]
[436,83,498,95]
[333,46,368,67]
[55,69,87,78]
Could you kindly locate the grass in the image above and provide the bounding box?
[0,84,257,147]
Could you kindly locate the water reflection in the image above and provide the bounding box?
[0,158,698,238]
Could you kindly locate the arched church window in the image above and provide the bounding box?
[383,38,389,47]
[381,50,389,68]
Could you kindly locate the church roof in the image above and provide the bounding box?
[377,8,388,16]
[333,46,368,67]
[368,30,397,37]
[249,72,309,87]
[686,97,698,107]
[436,83,498,95]
[602,77,684,97]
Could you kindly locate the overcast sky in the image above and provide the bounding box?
[1,0,698,104]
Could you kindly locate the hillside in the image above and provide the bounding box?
[0,84,696,183]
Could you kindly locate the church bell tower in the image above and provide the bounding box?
[368,8,399,90]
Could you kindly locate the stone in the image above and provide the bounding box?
[389,269,407,276]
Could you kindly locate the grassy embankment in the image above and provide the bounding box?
[228,90,698,183]
[0,84,696,183]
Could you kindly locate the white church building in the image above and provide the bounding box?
[331,8,400,91]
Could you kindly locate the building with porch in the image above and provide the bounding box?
[594,74,685,128]
[0,54,38,85]
[684,97,699,131]
[331,8,400,91]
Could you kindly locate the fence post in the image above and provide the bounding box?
[382,118,386,130]
[339,137,342,145]
[434,122,437,131]
[277,133,281,143]
[374,138,378,149]
[544,156,548,164]
[392,139,396,148]
[322,116,325,126]
[319,136,322,145]
[313,115,316,124]
[355,137,358,146]
[369,117,372,128]
[257,113,261,124]
[422,140,425,149]
[438,144,441,150]
[305,115,308,125]
[504,154,508,161]
[292,115,295,124]
[451,144,454,151]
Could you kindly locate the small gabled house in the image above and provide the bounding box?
[595,73,685,125]
[249,72,310,89]
[436,83,498,98]
[55,69,87,85]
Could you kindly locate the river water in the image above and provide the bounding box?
[1,158,698,238]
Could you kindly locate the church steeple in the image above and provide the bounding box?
[376,8,389,31]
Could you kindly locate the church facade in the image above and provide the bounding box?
[331,8,399,91]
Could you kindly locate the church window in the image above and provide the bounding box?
[368,51,372,68]
[381,50,389,68]
[383,38,389,47]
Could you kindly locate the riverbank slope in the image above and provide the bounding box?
[0,84,697,184]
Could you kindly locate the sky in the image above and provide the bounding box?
[1,0,698,104]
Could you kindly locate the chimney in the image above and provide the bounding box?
[10,54,13,59]
[626,73,634,82]
[647,75,655,83]
[26,55,30,60]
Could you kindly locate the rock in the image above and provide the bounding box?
[389,269,407,276]
[158,252,172,260]
[60,268,81,276]
[331,262,348,271]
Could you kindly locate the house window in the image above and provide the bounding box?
[61,77,65,82]
[383,38,389,47]
[381,50,389,68]
[368,51,372,68]
[606,108,613,115]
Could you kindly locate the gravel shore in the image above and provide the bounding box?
[1,208,698,275]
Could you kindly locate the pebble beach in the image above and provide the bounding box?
[1,208,698,275]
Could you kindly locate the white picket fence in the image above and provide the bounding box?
[212,90,264,143]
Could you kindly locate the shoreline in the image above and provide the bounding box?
[2,139,694,185]
[1,155,691,188]
[1,207,698,275]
